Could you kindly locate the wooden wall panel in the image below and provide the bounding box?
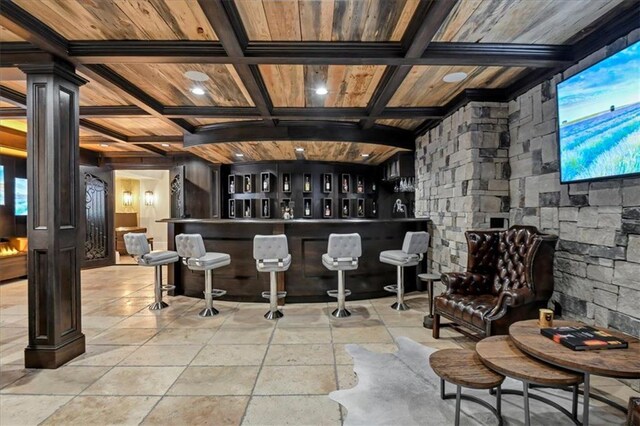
[389,65,526,107]
[259,65,386,107]
[108,64,255,107]
[434,0,624,44]
[235,0,420,41]
[13,0,218,40]
[186,141,405,164]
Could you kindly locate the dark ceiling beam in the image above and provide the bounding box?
[0,84,26,106]
[196,0,275,126]
[0,0,193,136]
[184,121,415,150]
[360,0,459,129]
[0,105,149,118]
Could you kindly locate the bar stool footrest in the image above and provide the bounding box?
[210,289,227,298]
[383,285,398,293]
[327,289,352,298]
[261,291,287,299]
[161,285,176,292]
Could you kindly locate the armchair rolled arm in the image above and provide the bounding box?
[441,272,493,296]
[487,286,536,318]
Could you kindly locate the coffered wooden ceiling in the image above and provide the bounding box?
[0,0,636,163]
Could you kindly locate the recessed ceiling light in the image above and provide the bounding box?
[184,70,209,82]
[295,147,304,152]
[190,87,205,95]
[235,153,244,157]
[315,87,328,95]
[100,144,108,147]
[161,143,170,147]
[361,153,370,158]
[442,72,468,83]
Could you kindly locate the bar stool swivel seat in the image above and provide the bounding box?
[380,231,429,311]
[323,233,362,318]
[253,234,291,320]
[124,232,179,310]
[175,233,231,317]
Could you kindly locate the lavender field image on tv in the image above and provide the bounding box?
[557,40,640,183]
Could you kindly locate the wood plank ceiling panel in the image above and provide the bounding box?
[434,0,625,44]
[389,65,526,107]
[375,119,425,131]
[235,0,420,41]
[84,117,183,137]
[108,63,255,107]
[1,67,134,106]
[81,143,148,153]
[12,0,217,40]
[186,140,405,164]
[259,65,386,107]
[0,25,24,41]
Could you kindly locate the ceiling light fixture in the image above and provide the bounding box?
[295,147,304,152]
[315,87,328,95]
[361,153,370,158]
[184,70,210,81]
[161,143,170,147]
[100,143,108,147]
[235,153,244,158]
[442,72,468,83]
[190,87,205,95]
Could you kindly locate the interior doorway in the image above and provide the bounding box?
[114,170,170,264]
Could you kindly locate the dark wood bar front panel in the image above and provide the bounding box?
[165,218,429,303]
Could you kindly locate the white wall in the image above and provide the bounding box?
[115,170,170,250]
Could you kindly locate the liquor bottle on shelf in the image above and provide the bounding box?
[283,175,290,192]
[358,203,364,216]
[304,200,311,217]
[372,182,376,192]
[325,202,331,217]
[304,175,311,192]
[229,178,235,194]
[245,204,251,218]
[325,175,331,192]
[372,200,377,216]
[263,175,269,191]
[342,203,348,216]
[342,177,349,193]
[263,201,268,217]
[245,176,251,192]
[357,178,364,194]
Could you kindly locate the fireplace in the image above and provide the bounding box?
[0,237,28,282]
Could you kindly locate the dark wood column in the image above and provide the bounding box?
[20,61,87,369]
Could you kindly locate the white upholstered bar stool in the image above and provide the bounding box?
[253,234,291,320]
[124,232,179,310]
[380,231,430,311]
[323,233,362,318]
[175,233,231,317]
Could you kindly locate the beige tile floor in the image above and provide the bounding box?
[0,265,637,425]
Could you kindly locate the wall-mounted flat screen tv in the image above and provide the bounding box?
[0,165,4,205]
[15,177,27,216]
[557,40,639,183]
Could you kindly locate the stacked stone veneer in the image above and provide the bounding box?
[415,102,510,276]
[415,30,640,348]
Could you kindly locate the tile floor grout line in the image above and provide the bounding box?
[327,305,345,426]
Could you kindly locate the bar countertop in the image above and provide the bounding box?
[159,217,429,224]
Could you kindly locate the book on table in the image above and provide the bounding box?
[541,326,629,351]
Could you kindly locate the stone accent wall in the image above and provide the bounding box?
[415,102,510,277]
[508,30,640,342]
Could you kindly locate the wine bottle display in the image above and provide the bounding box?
[283,176,289,192]
[325,176,330,191]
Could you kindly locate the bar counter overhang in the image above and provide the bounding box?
[162,218,430,303]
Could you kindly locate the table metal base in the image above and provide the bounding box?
[441,379,503,426]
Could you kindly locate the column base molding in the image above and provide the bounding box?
[24,334,85,369]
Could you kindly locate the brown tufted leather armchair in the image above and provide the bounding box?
[432,226,558,339]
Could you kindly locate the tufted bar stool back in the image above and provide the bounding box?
[175,233,231,317]
[322,233,362,318]
[253,234,291,319]
[380,231,430,311]
[124,233,179,310]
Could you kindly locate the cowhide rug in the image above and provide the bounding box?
[329,337,626,425]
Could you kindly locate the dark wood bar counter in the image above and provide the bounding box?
[162,218,430,303]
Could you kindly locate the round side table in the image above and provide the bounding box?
[418,272,441,329]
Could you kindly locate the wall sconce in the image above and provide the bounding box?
[122,191,133,206]
[144,191,155,206]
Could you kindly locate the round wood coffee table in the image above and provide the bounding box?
[430,349,505,426]
[509,319,640,426]
[477,336,583,425]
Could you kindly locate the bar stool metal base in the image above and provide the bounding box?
[391,302,410,311]
[149,301,169,310]
[331,308,351,318]
[199,307,220,317]
[264,310,284,320]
